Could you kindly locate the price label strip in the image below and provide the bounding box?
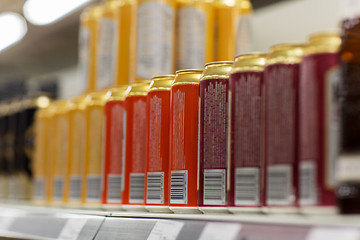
[306,227,360,240]
[199,222,242,240]
[147,220,184,240]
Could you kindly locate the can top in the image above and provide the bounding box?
[90,5,104,19]
[174,69,203,85]
[126,81,151,97]
[69,95,87,111]
[201,61,233,80]
[267,43,306,65]
[85,91,108,106]
[231,53,267,73]
[215,0,252,13]
[306,32,341,55]
[149,75,175,91]
[106,85,129,101]
[52,99,70,115]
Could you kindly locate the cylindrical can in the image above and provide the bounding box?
[198,61,232,213]
[227,53,266,213]
[79,6,103,93]
[122,82,150,211]
[101,85,129,208]
[215,0,252,61]
[169,69,202,213]
[144,75,174,213]
[299,33,341,213]
[135,0,176,81]
[264,44,305,213]
[81,91,107,207]
[115,0,137,85]
[96,1,119,90]
[176,0,215,70]
[51,100,70,206]
[63,96,87,206]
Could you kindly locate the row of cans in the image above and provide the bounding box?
[79,0,252,93]
[33,32,340,213]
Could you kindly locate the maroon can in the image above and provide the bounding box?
[198,61,232,213]
[299,33,341,213]
[264,44,305,213]
[227,54,267,213]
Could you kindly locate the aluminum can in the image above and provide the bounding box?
[169,69,202,213]
[299,33,341,213]
[144,75,174,213]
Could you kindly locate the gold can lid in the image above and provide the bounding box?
[231,53,267,73]
[149,75,175,91]
[107,85,129,101]
[69,95,87,111]
[174,69,203,85]
[267,43,306,65]
[201,61,233,80]
[85,90,108,106]
[306,32,341,55]
[126,81,151,97]
[51,99,70,115]
[215,0,252,12]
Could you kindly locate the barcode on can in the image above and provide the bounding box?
[300,162,317,205]
[53,177,64,201]
[267,165,292,205]
[69,176,82,201]
[146,172,164,204]
[170,170,188,204]
[129,173,145,203]
[107,174,123,203]
[86,175,102,202]
[34,178,44,200]
[235,168,260,206]
[203,169,226,205]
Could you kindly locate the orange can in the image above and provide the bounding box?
[101,86,129,208]
[169,69,202,213]
[176,0,215,69]
[63,96,87,207]
[81,91,107,208]
[144,75,174,213]
[122,82,150,210]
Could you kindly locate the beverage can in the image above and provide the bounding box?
[144,75,174,213]
[198,61,232,213]
[169,69,202,213]
[227,53,266,213]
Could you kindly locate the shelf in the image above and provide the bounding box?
[0,204,360,240]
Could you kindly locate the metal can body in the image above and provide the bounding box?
[144,76,173,212]
[176,0,215,70]
[299,34,340,211]
[198,62,232,211]
[64,97,87,206]
[102,86,128,206]
[52,101,70,205]
[264,44,304,212]
[169,70,202,213]
[122,82,150,208]
[135,0,176,81]
[81,92,106,207]
[228,54,266,212]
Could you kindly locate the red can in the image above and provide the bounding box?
[198,61,232,213]
[144,75,174,213]
[122,82,150,211]
[227,54,267,213]
[299,33,341,213]
[101,86,129,209]
[264,44,305,213]
[169,69,202,214]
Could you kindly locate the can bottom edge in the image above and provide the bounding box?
[145,205,173,213]
[199,206,230,214]
[228,206,262,214]
[122,204,148,212]
[299,206,337,215]
[169,206,203,214]
[262,206,300,214]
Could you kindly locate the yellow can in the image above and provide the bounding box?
[33,102,51,204]
[215,0,252,61]
[63,95,87,207]
[135,0,176,81]
[81,91,107,207]
[79,6,104,93]
[176,0,215,70]
[51,100,70,206]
